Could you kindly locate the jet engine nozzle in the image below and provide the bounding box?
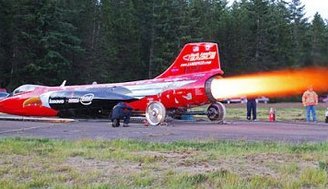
[205,75,223,102]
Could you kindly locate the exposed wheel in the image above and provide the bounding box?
[145,101,166,126]
[207,102,226,121]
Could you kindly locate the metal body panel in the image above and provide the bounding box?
[0,42,223,117]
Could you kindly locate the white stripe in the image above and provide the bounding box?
[125,80,195,99]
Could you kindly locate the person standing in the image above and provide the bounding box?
[246,97,257,121]
[302,86,318,122]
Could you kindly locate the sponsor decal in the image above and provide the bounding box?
[180,61,212,67]
[49,99,65,104]
[68,98,79,103]
[80,93,94,105]
[171,68,179,72]
[205,44,212,51]
[182,51,216,62]
[192,46,199,52]
[182,93,192,101]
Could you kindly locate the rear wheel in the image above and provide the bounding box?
[145,101,166,126]
[207,102,226,122]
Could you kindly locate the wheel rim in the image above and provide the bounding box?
[146,102,166,126]
[207,102,226,121]
[207,107,218,120]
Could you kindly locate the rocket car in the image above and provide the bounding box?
[0,42,226,125]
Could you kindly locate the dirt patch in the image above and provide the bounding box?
[227,153,316,178]
[65,157,143,179]
[84,151,320,179]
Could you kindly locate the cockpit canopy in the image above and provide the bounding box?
[13,84,41,95]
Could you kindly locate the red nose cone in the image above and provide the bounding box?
[0,97,21,115]
[0,97,58,116]
[0,101,3,113]
[0,99,8,114]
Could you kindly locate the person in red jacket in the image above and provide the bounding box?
[302,86,318,122]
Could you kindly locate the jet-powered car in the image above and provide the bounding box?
[0,42,226,125]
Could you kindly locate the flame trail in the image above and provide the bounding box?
[210,67,328,99]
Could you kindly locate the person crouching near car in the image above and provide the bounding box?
[111,102,132,127]
[302,86,318,123]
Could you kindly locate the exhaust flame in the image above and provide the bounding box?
[211,67,328,99]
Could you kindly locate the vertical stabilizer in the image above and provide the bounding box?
[156,42,222,78]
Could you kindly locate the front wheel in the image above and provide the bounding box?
[145,101,166,126]
[207,102,226,122]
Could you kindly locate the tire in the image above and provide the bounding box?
[145,101,166,126]
[207,102,226,121]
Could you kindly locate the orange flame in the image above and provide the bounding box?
[211,67,328,99]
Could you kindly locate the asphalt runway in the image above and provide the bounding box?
[0,118,328,142]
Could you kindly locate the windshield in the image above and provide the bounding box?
[13,84,40,95]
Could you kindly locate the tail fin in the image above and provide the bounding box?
[156,42,222,78]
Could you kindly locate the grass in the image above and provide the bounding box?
[0,102,327,188]
[222,102,328,122]
[0,138,328,188]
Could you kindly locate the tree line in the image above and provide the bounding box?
[0,0,327,90]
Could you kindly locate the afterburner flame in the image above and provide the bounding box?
[211,67,328,99]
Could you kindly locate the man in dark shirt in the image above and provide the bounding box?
[246,97,257,121]
[111,102,132,127]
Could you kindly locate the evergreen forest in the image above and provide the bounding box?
[0,0,327,90]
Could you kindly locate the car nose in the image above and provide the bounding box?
[0,98,8,113]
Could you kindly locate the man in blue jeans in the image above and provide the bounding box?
[246,97,257,121]
[111,102,132,127]
[302,86,318,122]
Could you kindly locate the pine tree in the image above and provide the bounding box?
[265,0,293,69]
[1,0,328,88]
[0,0,14,88]
[307,13,328,66]
[100,0,143,82]
[65,0,108,84]
[288,0,308,66]
[5,0,83,86]
[222,0,254,74]
[149,0,190,77]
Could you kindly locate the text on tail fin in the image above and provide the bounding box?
[156,42,222,78]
